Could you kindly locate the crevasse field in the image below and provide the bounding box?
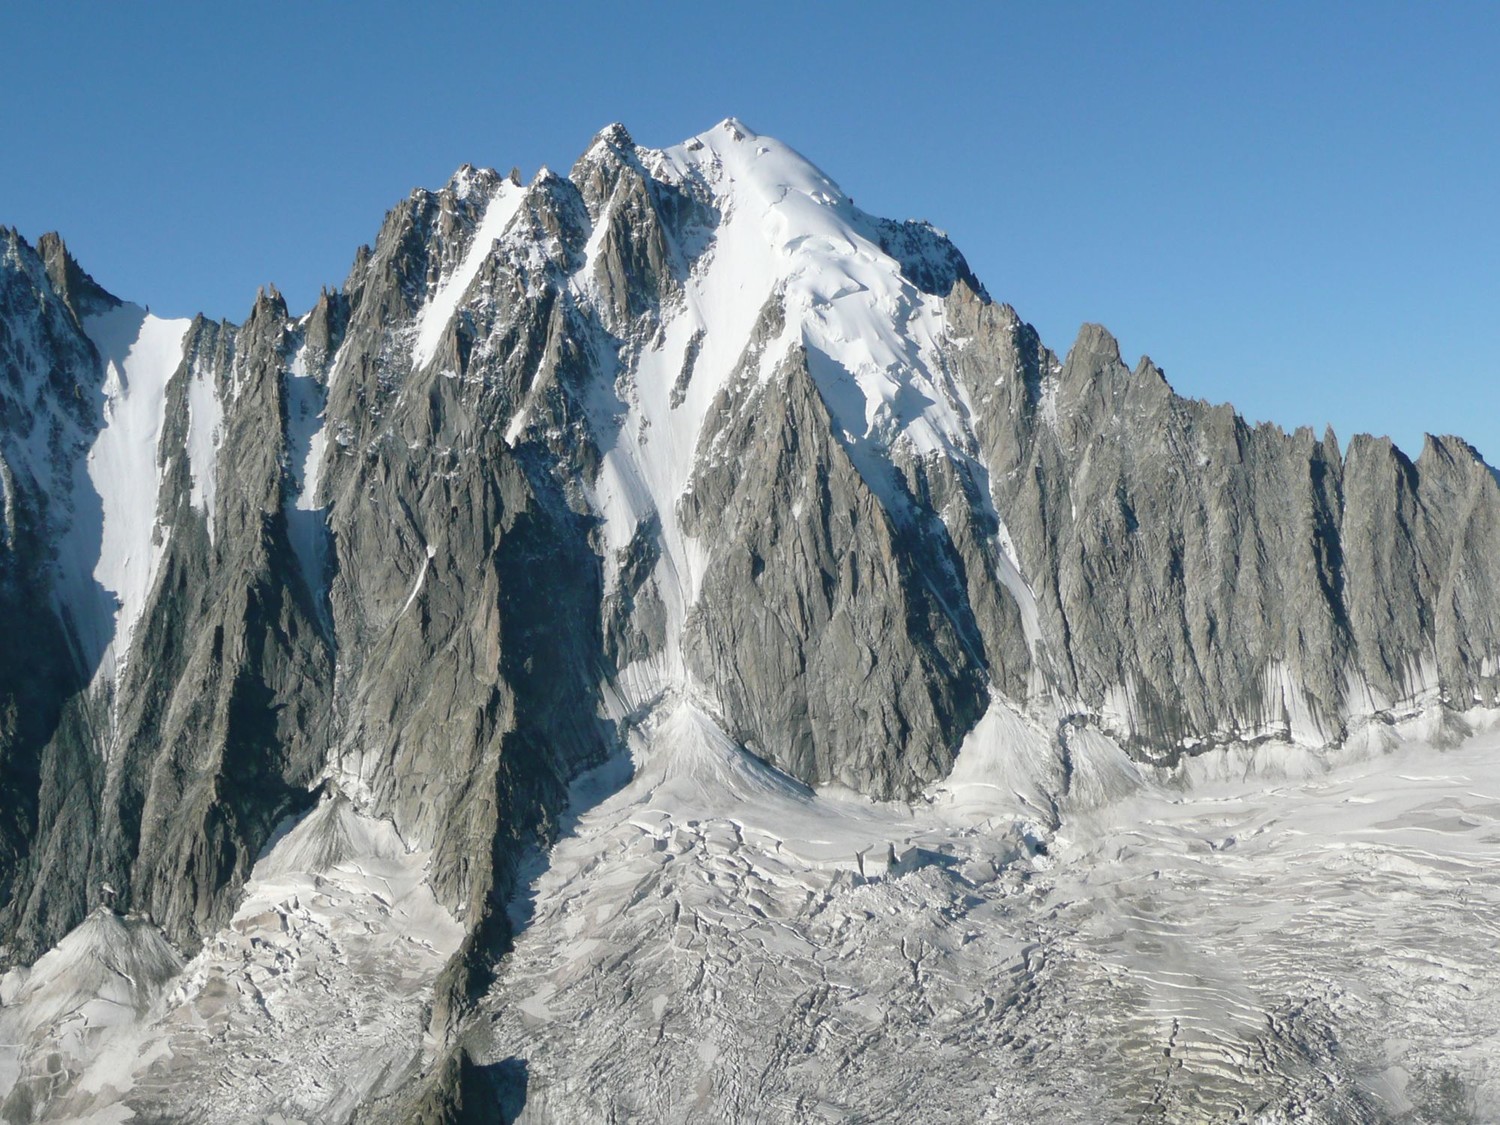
[3,703,1496,1122]
[476,703,1500,1123]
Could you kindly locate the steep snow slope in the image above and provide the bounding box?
[60,305,189,684]
[184,341,222,536]
[573,119,1040,711]
[413,177,526,370]
[283,327,333,606]
[651,120,977,480]
[0,275,190,686]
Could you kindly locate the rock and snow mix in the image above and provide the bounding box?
[0,796,462,1123]
[8,710,1500,1122]
[4,120,1500,1124]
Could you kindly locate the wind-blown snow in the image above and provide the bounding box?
[412,180,525,369]
[68,305,190,683]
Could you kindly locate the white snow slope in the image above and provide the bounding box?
[61,304,190,686]
[559,118,1043,711]
[412,178,526,370]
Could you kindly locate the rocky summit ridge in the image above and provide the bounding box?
[0,119,1497,1121]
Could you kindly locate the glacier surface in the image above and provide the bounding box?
[470,707,1500,1123]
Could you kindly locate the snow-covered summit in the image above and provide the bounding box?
[652,117,984,466]
[386,120,1007,726]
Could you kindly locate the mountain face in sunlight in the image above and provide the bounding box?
[1,120,1498,1122]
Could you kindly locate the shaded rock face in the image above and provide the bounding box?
[0,235,335,961]
[0,118,1498,1115]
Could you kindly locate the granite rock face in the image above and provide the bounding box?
[0,119,1498,1119]
[943,291,1500,757]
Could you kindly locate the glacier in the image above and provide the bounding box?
[476,707,1500,1122]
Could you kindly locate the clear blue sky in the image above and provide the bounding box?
[3,1,1497,463]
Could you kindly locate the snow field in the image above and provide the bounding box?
[69,305,190,685]
[478,710,1500,1123]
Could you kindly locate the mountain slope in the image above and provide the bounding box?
[0,119,1497,1121]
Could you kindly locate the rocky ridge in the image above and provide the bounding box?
[0,119,1496,1120]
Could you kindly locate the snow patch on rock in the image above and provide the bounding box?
[68,305,190,685]
[184,348,222,538]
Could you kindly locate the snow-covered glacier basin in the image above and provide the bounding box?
[5,705,1499,1123]
[475,707,1500,1124]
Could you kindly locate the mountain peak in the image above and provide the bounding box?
[715,116,752,141]
[592,121,635,151]
[444,162,501,201]
[36,230,119,321]
[4,117,1499,1123]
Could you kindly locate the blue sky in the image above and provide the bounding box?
[3,1,1497,462]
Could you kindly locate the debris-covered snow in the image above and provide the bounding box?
[0,909,182,1103]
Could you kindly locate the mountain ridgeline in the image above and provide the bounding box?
[0,119,1498,1116]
